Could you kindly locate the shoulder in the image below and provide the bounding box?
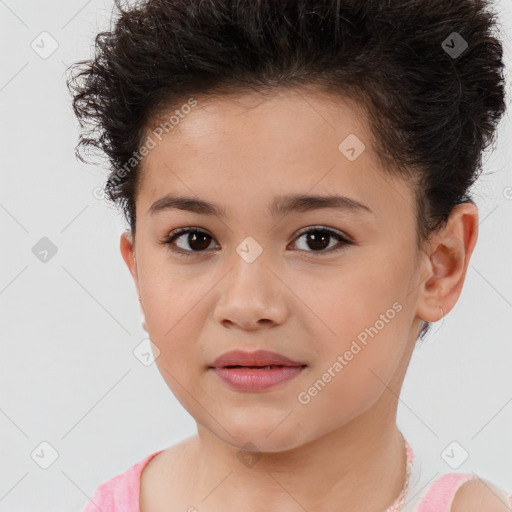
[81,450,163,512]
[451,477,512,512]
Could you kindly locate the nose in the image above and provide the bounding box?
[212,249,290,331]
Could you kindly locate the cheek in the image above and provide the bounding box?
[294,261,399,340]
[303,260,410,393]
[139,281,208,395]
[148,298,206,408]
[139,256,206,337]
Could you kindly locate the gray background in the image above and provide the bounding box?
[0,1,511,510]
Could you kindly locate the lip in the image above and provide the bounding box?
[211,366,306,391]
[210,349,305,368]
[209,350,307,392]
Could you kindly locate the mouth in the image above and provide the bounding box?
[208,349,307,391]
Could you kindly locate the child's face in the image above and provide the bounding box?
[121,88,427,451]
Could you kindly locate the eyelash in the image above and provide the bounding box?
[159,226,353,258]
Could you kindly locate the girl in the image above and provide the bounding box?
[67,0,511,510]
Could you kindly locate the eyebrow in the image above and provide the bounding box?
[148,193,374,218]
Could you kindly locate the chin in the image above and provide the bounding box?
[216,423,308,454]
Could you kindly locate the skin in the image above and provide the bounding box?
[451,480,512,512]
[120,87,479,512]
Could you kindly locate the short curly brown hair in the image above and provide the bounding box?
[66,0,507,340]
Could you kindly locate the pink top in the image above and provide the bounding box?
[415,472,511,512]
[81,443,512,512]
[81,450,164,512]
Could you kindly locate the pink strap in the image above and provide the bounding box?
[416,473,477,512]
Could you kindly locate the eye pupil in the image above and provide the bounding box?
[306,231,330,251]
[188,232,211,251]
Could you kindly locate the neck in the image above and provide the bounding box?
[186,405,406,512]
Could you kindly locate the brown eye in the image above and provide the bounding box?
[163,228,218,256]
[291,227,352,254]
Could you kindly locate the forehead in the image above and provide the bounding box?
[148,87,374,154]
[138,88,415,222]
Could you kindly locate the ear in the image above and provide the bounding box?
[120,230,149,332]
[416,202,479,322]
[120,230,140,299]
